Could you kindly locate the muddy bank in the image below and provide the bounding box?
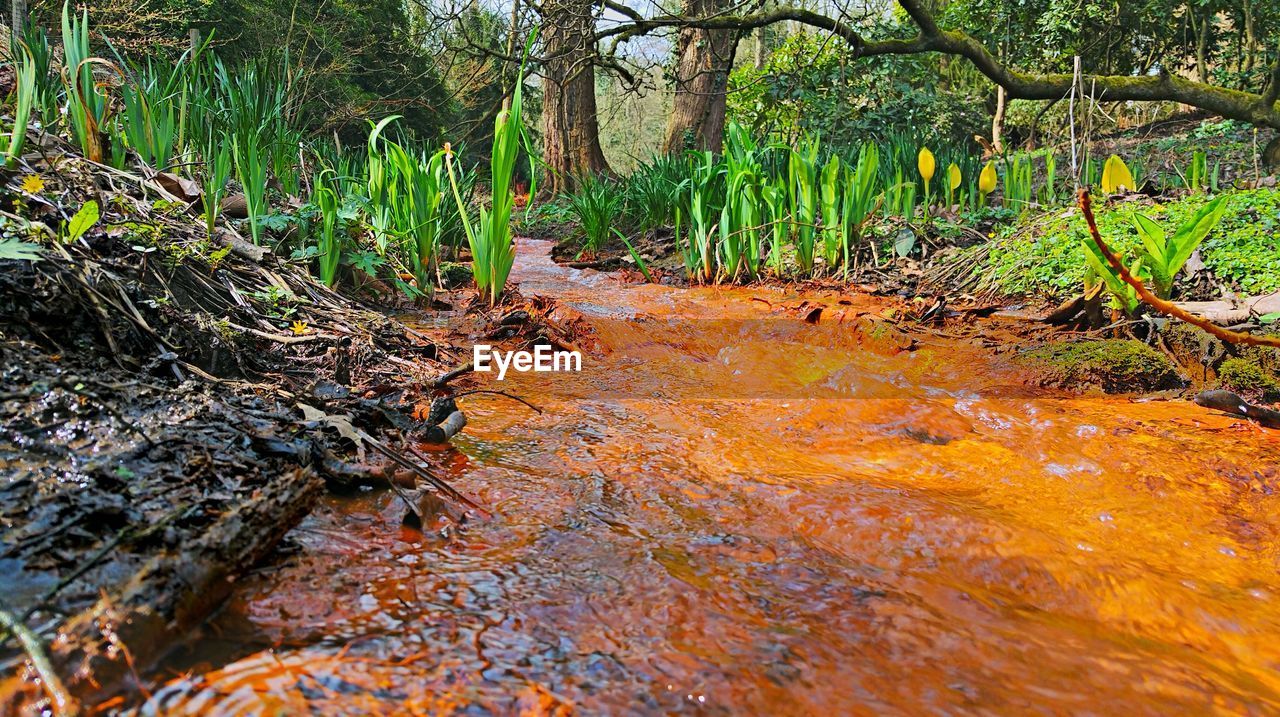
[0,152,484,712]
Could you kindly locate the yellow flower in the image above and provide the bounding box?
[20,174,44,194]
[289,320,309,336]
[947,163,961,191]
[1100,155,1135,194]
[979,161,998,196]
[917,147,936,191]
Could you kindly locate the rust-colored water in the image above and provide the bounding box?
[147,240,1280,714]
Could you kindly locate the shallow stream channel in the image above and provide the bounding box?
[146,239,1280,714]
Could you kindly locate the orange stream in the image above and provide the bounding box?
[148,240,1280,715]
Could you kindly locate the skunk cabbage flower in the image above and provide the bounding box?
[917,147,936,192]
[979,161,998,199]
[1101,155,1135,194]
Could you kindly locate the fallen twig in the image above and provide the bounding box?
[453,388,544,414]
[365,436,488,517]
[0,601,79,717]
[432,362,474,388]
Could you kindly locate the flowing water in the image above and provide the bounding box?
[148,239,1280,714]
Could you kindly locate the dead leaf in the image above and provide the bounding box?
[141,166,201,204]
[297,402,364,445]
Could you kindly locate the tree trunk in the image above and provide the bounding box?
[1194,11,1211,84]
[1242,0,1257,80]
[11,0,25,41]
[540,0,610,195]
[663,0,741,154]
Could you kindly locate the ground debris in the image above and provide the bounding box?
[0,144,480,712]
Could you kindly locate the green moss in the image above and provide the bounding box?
[1019,339,1182,393]
[1218,357,1280,399]
[438,262,472,289]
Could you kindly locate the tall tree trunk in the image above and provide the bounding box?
[663,0,740,154]
[11,0,26,41]
[540,0,610,195]
[1242,0,1258,80]
[1194,11,1211,84]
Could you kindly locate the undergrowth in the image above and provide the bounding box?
[981,188,1280,298]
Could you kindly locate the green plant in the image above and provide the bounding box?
[565,173,622,254]
[116,55,188,170]
[62,201,100,243]
[819,153,842,271]
[615,229,654,283]
[365,118,449,296]
[1187,150,1207,192]
[200,139,232,237]
[722,123,763,279]
[1081,238,1144,314]
[0,237,43,260]
[624,154,686,231]
[1040,153,1058,205]
[61,2,114,163]
[1004,155,1034,212]
[315,172,342,287]
[680,151,721,282]
[840,144,880,274]
[1132,196,1228,299]
[19,24,59,133]
[5,47,37,168]
[232,130,269,245]
[445,32,536,305]
[884,167,916,219]
[761,179,788,276]
[788,138,818,274]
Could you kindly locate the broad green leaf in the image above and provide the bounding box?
[1132,213,1166,261]
[1080,240,1141,313]
[0,237,43,261]
[65,200,99,242]
[894,228,917,258]
[1168,196,1228,275]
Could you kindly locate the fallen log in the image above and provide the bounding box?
[47,467,323,706]
[1172,292,1280,325]
[214,228,270,263]
[422,410,467,443]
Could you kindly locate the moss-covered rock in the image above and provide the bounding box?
[1018,339,1183,393]
[439,262,472,290]
[1218,357,1280,400]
